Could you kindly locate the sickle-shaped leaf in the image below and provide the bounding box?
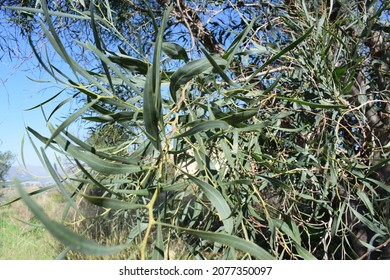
[81,194,147,210]
[175,120,229,138]
[16,182,129,256]
[45,99,98,148]
[142,5,172,151]
[276,96,347,109]
[152,222,164,260]
[143,67,161,150]
[217,109,258,126]
[186,174,233,234]
[160,223,274,260]
[247,26,314,83]
[108,54,149,74]
[162,41,188,62]
[258,175,291,191]
[83,111,143,123]
[48,124,143,174]
[169,56,228,102]
[202,47,236,86]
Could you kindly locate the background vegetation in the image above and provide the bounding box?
[0,149,14,184]
[0,187,60,259]
[0,0,389,260]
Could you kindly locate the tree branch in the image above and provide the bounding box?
[157,0,225,55]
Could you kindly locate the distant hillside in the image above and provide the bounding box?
[5,165,55,185]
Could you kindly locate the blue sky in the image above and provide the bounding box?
[0,52,71,169]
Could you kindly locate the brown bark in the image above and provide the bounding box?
[156,0,225,55]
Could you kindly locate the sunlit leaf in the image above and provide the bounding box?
[16,181,129,255]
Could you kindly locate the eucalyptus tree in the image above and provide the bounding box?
[1,0,389,260]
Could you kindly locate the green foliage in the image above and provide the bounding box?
[0,188,60,259]
[3,0,389,259]
[0,150,15,183]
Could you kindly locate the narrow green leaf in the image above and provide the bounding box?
[161,223,274,260]
[247,26,314,82]
[89,0,114,91]
[40,147,80,212]
[28,35,61,83]
[220,138,235,167]
[270,125,307,132]
[49,124,143,174]
[175,120,229,138]
[0,186,54,207]
[142,6,172,151]
[79,41,142,96]
[362,177,390,193]
[63,130,140,165]
[365,158,390,177]
[108,53,149,74]
[25,88,66,111]
[5,6,90,20]
[349,207,386,236]
[170,56,228,102]
[152,4,172,103]
[83,111,142,123]
[219,109,258,126]
[152,222,164,260]
[38,6,113,96]
[258,175,291,191]
[41,0,77,77]
[74,160,121,197]
[142,0,159,33]
[202,48,235,86]
[81,194,146,210]
[143,67,161,150]
[356,190,375,216]
[222,179,253,186]
[16,182,128,255]
[276,96,347,109]
[45,99,98,148]
[162,42,188,62]
[295,245,318,260]
[186,174,233,234]
[127,223,148,244]
[47,93,79,121]
[272,219,317,260]
[272,219,299,243]
[224,16,257,63]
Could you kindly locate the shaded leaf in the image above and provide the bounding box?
[81,194,147,210]
[276,96,347,109]
[108,53,149,74]
[175,120,229,138]
[162,42,188,62]
[143,67,161,150]
[186,174,233,234]
[161,223,274,260]
[169,56,228,102]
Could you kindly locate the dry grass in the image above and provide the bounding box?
[0,186,62,259]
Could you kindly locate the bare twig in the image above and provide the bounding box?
[357,237,390,260]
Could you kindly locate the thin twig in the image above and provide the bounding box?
[357,237,390,260]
